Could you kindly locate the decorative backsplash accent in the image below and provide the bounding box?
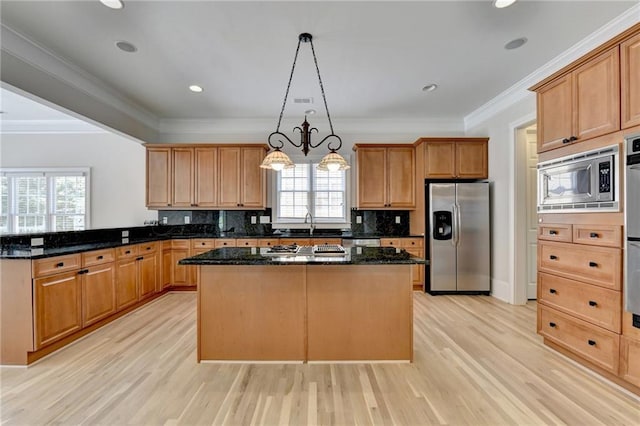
[350,209,410,236]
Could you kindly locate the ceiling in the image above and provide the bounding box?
[0,1,638,133]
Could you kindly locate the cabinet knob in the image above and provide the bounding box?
[125,250,131,254]
[549,230,557,235]
[136,256,144,261]
[562,138,570,144]
[191,204,197,207]
[549,322,557,328]
[201,242,205,245]
[588,261,598,268]
[569,136,578,142]
[97,255,104,260]
[588,339,596,346]
[589,232,599,238]
[78,269,89,275]
[549,288,557,294]
[588,300,598,307]
[549,255,558,260]
[56,262,64,268]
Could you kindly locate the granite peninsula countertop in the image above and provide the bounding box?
[178,246,427,266]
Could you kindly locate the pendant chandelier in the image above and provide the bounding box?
[260,33,350,172]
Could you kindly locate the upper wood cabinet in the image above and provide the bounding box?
[622,32,640,129]
[534,47,620,153]
[145,144,266,209]
[217,146,266,209]
[420,138,488,179]
[146,147,172,208]
[354,144,415,209]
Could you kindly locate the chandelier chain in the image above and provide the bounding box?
[275,37,303,133]
[309,39,335,135]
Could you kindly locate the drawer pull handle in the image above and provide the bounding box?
[201,242,205,245]
[97,255,104,260]
[78,269,89,275]
[589,261,598,267]
[588,300,598,307]
[125,250,131,254]
[549,322,557,328]
[549,230,558,235]
[569,136,578,142]
[588,340,596,346]
[55,262,64,267]
[136,256,144,261]
[549,255,558,260]
[562,138,570,144]
[590,232,599,238]
[146,247,151,250]
[549,288,557,294]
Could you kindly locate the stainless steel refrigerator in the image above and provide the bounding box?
[426,182,490,294]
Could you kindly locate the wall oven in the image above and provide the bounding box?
[625,134,640,315]
[537,145,619,212]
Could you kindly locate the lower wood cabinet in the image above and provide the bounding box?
[34,270,83,349]
[115,257,138,310]
[138,255,158,300]
[621,336,640,387]
[82,263,116,327]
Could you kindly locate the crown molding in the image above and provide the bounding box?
[464,4,640,131]
[1,24,160,131]
[0,119,107,134]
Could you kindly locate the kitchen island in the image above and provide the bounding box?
[180,246,424,362]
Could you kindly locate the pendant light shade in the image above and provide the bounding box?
[317,151,351,172]
[259,148,295,171]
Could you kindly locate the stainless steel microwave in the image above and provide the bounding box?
[537,145,619,213]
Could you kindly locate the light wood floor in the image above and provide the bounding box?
[2,293,639,425]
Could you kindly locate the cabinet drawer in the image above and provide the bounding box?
[279,239,310,246]
[236,239,258,247]
[538,224,572,242]
[191,239,216,250]
[138,241,159,254]
[257,239,279,247]
[620,336,640,388]
[33,254,81,277]
[116,245,138,259]
[538,305,620,374]
[171,239,190,249]
[538,241,621,290]
[400,238,423,248]
[82,248,116,267]
[573,225,622,248]
[538,272,621,333]
[311,238,342,246]
[380,238,401,247]
[214,239,236,248]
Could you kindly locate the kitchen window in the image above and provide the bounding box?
[0,169,90,234]
[273,161,348,227]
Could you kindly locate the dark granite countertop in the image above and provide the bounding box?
[178,247,427,266]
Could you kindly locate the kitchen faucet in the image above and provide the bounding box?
[304,211,315,236]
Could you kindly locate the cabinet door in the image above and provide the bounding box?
[34,271,82,349]
[424,142,456,178]
[241,147,266,208]
[456,141,488,179]
[162,249,172,288]
[82,263,116,327]
[172,147,194,208]
[356,148,387,208]
[146,147,172,208]
[387,147,415,208]
[171,248,191,286]
[217,147,241,207]
[573,47,620,142]
[404,247,424,290]
[116,258,138,310]
[138,254,157,300]
[537,75,573,153]
[622,32,640,129]
[194,147,217,207]
[620,336,640,388]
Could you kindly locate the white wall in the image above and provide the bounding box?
[465,94,536,303]
[0,132,156,229]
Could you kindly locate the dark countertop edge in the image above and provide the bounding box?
[180,259,426,266]
[1,234,426,259]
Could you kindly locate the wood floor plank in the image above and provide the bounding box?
[2,292,639,425]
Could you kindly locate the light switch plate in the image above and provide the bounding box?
[356,216,362,224]
[31,237,44,247]
[395,216,401,224]
[259,216,271,224]
[251,216,257,224]
[121,230,129,238]
[122,238,129,244]
[162,217,168,225]
[184,216,190,224]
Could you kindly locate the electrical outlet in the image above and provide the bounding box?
[184,216,190,224]
[356,216,362,224]
[31,237,44,247]
[162,217,168,225]
[122,238,129,244]
[259,216,271,224]
[395,216,401,224]
[251,216,257,224]
[121,230,129,238]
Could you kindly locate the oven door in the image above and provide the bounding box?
[539,158,596,206]
[626,240,640,314]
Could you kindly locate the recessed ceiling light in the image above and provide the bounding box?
[504,37,528,50]
[422,84,438,92]
[494,0,516,8]
[100,0,124,9]
[115,41,137,53]
[304,109,316,115]
[189,85,204,93]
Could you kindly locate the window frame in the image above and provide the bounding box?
[271,155,351,229]
[0,168,91,234]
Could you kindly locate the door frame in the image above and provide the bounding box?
[510,113,536,305]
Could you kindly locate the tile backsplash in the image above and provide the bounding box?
[157,209,272,235]
[350,209,409,236]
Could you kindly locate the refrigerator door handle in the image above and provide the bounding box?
[451,203,459,247]
[455,202,462,247]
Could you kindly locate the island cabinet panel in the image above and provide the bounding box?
[621,32,640,129]
[306,265,412,361]
[146,147,172,208]
[171,147,194,208]
[34,271,83,349]
[81,263,116,327]
[198,265,306,361]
